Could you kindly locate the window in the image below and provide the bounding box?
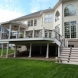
[45,14,53,23]
[45,32,48,38]
[28,20,33,26]
[28,20,31,26]
[34,19,37,26]
[64,21,76,38]
[31,20,33,26]
[64,4,76,16]
[55,11,60,22]
[28,19,37,26]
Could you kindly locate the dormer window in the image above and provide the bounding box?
[45,14,53,23]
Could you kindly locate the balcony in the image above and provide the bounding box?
[0,21,65,47]
[0,28,62,41]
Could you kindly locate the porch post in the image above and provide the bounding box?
[14,45,17,57]
[42,27,45,38]
[1,44,3,57]
[6,43,9,58]
[58,46,60,57]
[33,28,35,38]
[55,46,57,55]
[9,24,12,39]
[29,43,32,57]
[16,31,18,39]
[24,30,26,38]
[40,46,42,54]
[46,43,49,58]
[25,30,27,38]
[18,25,20,38]
[52,30,55,38]
[47,31,49,38]
[0,26,2,39]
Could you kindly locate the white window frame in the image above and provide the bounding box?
[34,19,37,26]
[28,19,37,27]
[44,14,53,23]
[64,21,76,39]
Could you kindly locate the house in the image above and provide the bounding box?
[0,0,78,64]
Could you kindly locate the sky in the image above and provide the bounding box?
[0,0,58,23]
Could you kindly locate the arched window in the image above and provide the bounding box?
[55,11,60,22]
[64,4,76,16]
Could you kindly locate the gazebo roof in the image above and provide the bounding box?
[1,21,28,31]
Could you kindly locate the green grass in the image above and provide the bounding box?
[0,49,14,55]
[0,58,78,78]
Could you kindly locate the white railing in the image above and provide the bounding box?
[0,28,63,42]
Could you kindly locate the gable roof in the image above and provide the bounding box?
[11,11,42,21]
[11,8,54,21]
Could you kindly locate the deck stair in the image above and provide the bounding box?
[59,48,78,65]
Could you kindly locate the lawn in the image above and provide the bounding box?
[0,49,14,55]
[0,58,78,78]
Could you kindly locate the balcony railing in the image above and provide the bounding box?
[0,28,67,51]
[0,28,63,42]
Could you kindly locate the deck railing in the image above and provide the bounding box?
[0,28,67,50]
[0,28,62,41]
[0,28,65,45]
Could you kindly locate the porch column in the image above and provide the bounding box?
[0,26,2,39]
[6,43,9,58]
[46,43,49,58]
[14,45,17,57]
[55,46,57,55]
[9,24,12,39]
[18,25,20,38]
[42,27,45,38]
[47,31,49,38]
[33,28,35,38]
[58,46,60,57]
[16,31,18,39]
[1,44,3,57]
[24,30,26,38]
[40,46,42,54]
[52,30,55,38]
[29,43,32,57]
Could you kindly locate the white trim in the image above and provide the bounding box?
[46,43,49,58]
[33,28,35,37]
[29,43,32,57]
[14,45,17,57]
[9,24,12,39]
[0,26,2,39]
[0,38,55,43]
[6,43,9,58]
[24,30,26,38]
[18,25,21,38]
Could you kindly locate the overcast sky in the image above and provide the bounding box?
[0,0,58,23]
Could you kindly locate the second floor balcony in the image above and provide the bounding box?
[0,21,63,42]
